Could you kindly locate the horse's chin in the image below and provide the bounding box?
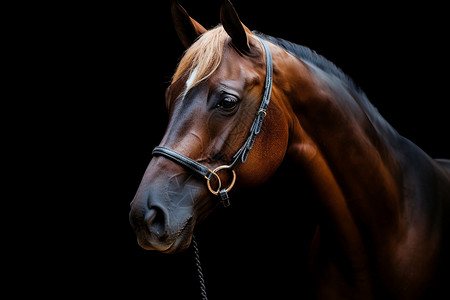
[162,234,192,254]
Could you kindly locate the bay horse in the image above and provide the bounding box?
[129,1,450,298]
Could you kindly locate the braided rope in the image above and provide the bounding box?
[192,235,208,300]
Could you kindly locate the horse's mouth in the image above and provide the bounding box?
[137,217,193,254]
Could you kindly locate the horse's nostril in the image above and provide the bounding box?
[145,207,166,237]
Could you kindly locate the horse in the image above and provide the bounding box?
[129,1,450,298]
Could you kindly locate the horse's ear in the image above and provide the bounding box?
[220,0,250,53]
[171,1,207,48]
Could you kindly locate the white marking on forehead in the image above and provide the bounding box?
[184,67,199,95]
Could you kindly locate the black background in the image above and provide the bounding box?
[12,1,449,299]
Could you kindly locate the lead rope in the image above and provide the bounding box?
[192,235,208,300]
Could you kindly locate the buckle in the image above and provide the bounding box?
[257,109,267,117]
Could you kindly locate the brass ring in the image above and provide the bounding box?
[213,165,237,193]
[206,171,221,195]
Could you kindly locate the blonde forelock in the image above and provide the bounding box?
[172,26,229,88]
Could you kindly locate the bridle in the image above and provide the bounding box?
[153,37,272,207]
[152,37,273,207]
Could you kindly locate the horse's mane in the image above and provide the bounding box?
[255,32,398,140]
[254,31,365,103]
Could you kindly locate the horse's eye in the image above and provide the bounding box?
[217,96,238,111]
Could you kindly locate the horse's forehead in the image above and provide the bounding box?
[209,50,262,89]
[219,48,256,76]
[185,67,199,94]
[178,61,257,101]
[168,44,263,105]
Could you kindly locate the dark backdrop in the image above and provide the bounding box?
[17,1,449,299]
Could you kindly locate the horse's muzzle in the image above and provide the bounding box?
[129,188,195,253]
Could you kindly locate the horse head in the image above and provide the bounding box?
[129,1,289,253]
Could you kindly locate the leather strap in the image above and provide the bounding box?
[152,146,214,180]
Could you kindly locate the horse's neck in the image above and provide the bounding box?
[280,59,402,231]
[271,46,449,298]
